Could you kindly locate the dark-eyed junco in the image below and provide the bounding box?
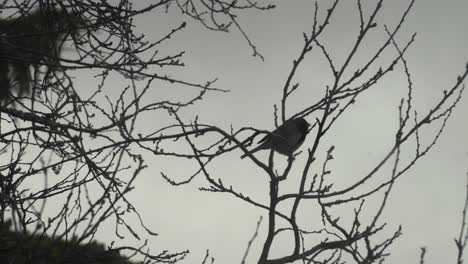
[241,117,310,159]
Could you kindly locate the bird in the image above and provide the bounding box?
[241,117,310,159]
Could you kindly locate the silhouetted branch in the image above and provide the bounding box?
[0,0,273,262]
[455,173,468,264]
[158,0,468,263]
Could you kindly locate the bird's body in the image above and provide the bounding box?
[241,117,310,159]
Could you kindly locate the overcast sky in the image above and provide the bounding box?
[86,0,468,263]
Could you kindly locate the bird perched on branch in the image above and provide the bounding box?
[241,117,310,159]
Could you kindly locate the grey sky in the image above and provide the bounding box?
[84,0,468,263]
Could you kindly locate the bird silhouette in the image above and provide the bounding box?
[241,117,310,159]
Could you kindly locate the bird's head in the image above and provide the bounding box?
[296,117,310,133]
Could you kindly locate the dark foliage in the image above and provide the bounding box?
[0,220,134,264]
[0,8,85,102]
